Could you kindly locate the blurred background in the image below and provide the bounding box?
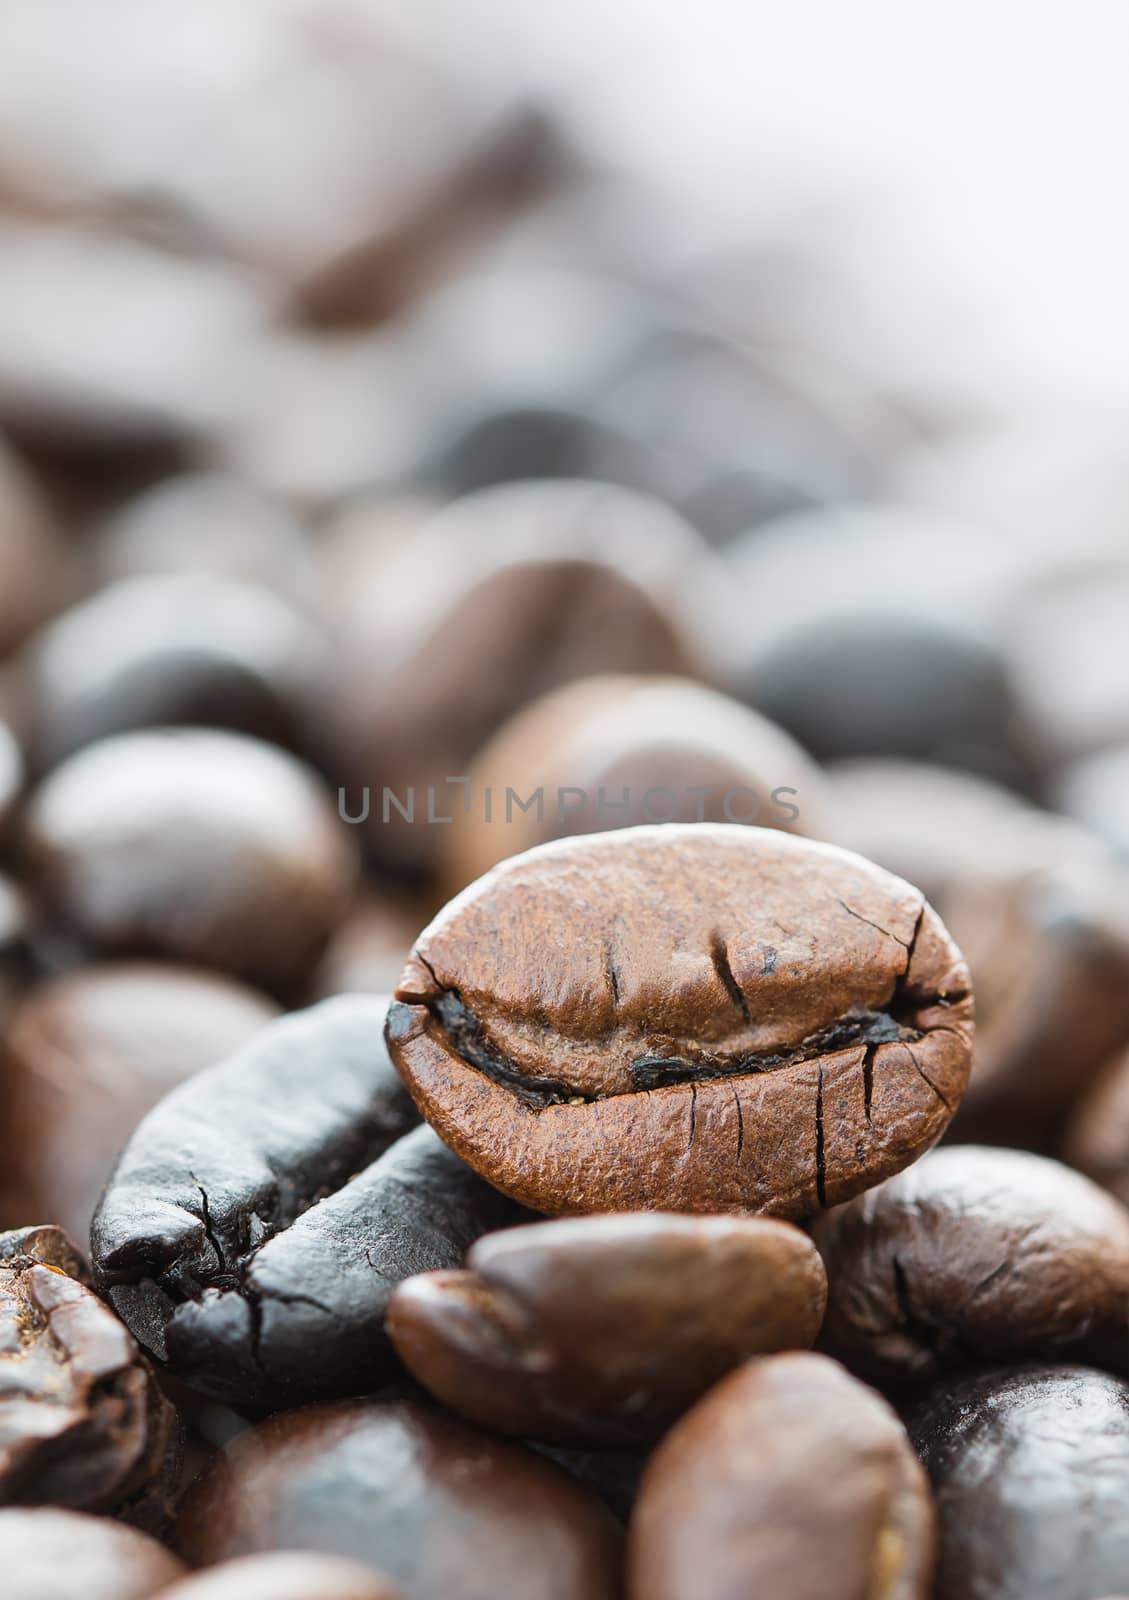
[2,0,1129,1234]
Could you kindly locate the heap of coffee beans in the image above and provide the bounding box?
[1,8,1127,1600]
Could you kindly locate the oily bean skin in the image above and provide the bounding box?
[388,824,973,1218]
[0,1506,185,1600]
[0,1226,179,1517]
[627,1352,934,1600]
[387,1212,828,1446]
[814,1146,1129,1386]
[155,1553,401,1600]
[908,1366,1129,1600]
[175,1396,623,1600]
[93,997,525,1411]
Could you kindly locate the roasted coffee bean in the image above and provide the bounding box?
[24,729,358,996]
[0,720,22,835]
[0,437,68,656]
[387,1211,827,1446]
[814,1146,1129,1386]
[439,674,837,895]
[93,997,526,1410]
[0,964,278,1246]
[627,1351,934,1600]
[16,574,332,775]
[0,1225,179,1517]
[388,824,973,1217]
[0,1506,185,1600]
[1056,742,1129,860]
[175,1395,623,1600]
[831,765,1129,1143]
[1063,1039,1129,1208]
[157,1553,401,1600]
[907,1365,1129,1600]
[334,480,711,874]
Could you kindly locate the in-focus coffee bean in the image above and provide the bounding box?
[814,1145,1129,1385]
[627,1351,934,1600]
[388,824,973,1216]
[0,1226,179,1518]
[24,729,358,996]
[175,1395,623,1600]
[387,1211,827,1445]
[908,1365,1129,1600]
[93,997,526,1410]
[0,1506,185,1600]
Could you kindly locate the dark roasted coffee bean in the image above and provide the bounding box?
[388,824,973,1217]
[907,1365,1129,1600]
[157,1553,401,1600]
[387,1211,827,1446]
[93,997,524,1409]
[814,1146,1129,1386]
[1063,1038,1129,1208]
[17,574,332,775]
[0,437,69,656]
[439,674,838,895]
[175,1396,623,1600]
[0,1506,185,1600]
[0,964,278,1246]
[24,729,358,996]
[627,1352,934,1600]
[333,480,711,874]
[0,1225,179,1517]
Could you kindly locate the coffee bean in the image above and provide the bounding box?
[175,1395,623,1600]
[93,997,526,1410]
[0,720,24,836]
[0,1506,185,1600]
[23,729,358,996]
[0,964,278,1247]
[422,404,663,500]
[387,1211,827,1446]
[0,1224,179,1517]
[17,574,332,775]
[0,874,33,1023]
[814,1146,1129,1386]
[627,1351,934,1600]
[156,1553,401,1600]
[316,891,434,1002]
[1062,1039,1129,1208]
[438,674,838,895]
[388,824,973,1217]
[907,1365,1129,1600]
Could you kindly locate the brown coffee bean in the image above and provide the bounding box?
[438,674,838,895]
[0,964,278,1247]
[24,729,358,996]
[0,1506,185,1600]
[907,1365,1129,1600]
[387,1211,827,1446]
[0,1225,179,1516]
[1063,1038,1129,1208]
[814,1146,1129,1385]
[156,1553,400,1600]
[627,1351,934,1600]
[387,824,973,1217]
[17,574,332,775]
[175,1396,623,1600]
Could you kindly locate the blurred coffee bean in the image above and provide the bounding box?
[440,674,837,893]
[423,404,664,500]
[907,1366,1129,1600]
[0,222,266,456]
[1062,1040,1129,1209]
[157,1553,401,1600]
[24,729,358,996]
[93,998,527,1410]
[315,891,433,1001]
[1055,742,1129,860]
[627,1352,934,1600]
[388,1212,827,1446]
[176,1396,623,1600]
[0,1225,179,1516]
[335,481,713,876]
[0,963,278,1247]
[815,1146,1129,1387]
[1005,560,1129,774]
[0,437,69,657]
[830,765,1129,1143]
[0,1506,185,1600]
[0,875,33,1022]
[16,574,334,776]
[677,461,827,545]
[0,722,22,837]
[92,473,316,603]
